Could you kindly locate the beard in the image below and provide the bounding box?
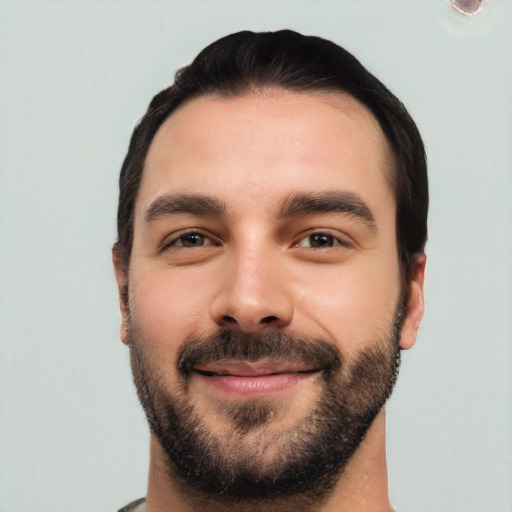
[128,307,404,511]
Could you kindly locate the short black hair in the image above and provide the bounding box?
[116,30,428,281]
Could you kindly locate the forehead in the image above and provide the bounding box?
[138,90,393,217]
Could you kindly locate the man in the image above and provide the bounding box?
[113,30,428,512]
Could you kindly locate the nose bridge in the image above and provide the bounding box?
[210,234,294,332]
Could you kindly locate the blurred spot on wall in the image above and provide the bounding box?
[451,0,483,16]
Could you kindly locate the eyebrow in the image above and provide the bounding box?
[144,193,225,223]
[144,191,376,231]
[279,191,377,230]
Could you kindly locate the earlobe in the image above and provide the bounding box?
[119,313,130,345]
[399,254,426,350]
[112,243,131,345]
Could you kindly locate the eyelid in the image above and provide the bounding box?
[161,227,221,250]
[292,228,355,249]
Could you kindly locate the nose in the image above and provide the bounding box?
[209,247,294,333]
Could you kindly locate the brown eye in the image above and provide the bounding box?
[297,232,337,248]
[164,231,217,251]
[161,229,222,264]
[179,232,206,247]
[308,233,334,248]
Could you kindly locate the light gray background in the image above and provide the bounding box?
[0,1,510,511]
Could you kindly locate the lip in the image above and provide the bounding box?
[193,360,319,396]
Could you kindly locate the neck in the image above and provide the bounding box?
[321,409,393,511]
[144,408,392,512]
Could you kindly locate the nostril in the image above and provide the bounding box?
[261,316,279,324]
[222,315,237,325]
[220,314,280,327]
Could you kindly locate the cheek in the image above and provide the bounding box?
[129,266,214,361]
[294,256,401,351]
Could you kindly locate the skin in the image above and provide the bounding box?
[114,90,426,512]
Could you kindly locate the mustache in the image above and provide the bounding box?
[177,328,342,378]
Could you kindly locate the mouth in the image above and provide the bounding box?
[192,361,321,396]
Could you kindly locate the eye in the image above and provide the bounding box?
[295,231,348,249]
[175,232,207,248]
[163,230,219,250]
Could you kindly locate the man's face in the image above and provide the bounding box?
[115,90,424,504]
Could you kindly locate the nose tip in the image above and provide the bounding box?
[210,261,294,333]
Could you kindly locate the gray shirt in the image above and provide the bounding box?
[118,497,146,512]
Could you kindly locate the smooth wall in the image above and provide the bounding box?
[0,1,511,511]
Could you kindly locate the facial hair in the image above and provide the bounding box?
[128,308,404,510]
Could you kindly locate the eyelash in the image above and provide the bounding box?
[162,229,220,250]
[293,231,351,250]
[162,228,351,252]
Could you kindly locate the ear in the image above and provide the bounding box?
[399,254,426,350]
[112,243,130,345]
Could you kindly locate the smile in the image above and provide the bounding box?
[192,361,320,396]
